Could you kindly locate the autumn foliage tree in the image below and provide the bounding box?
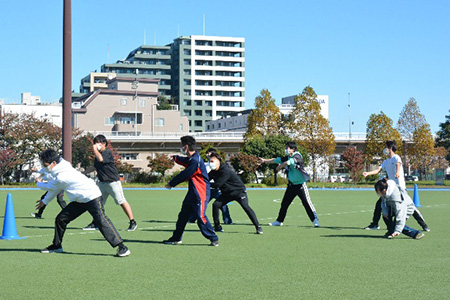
[0,146,18,185]
[288,86,335,182]
[340,146,365,183]
[365,112,402,166]
[0,112,62,182]
[229,153,260,184]
[433,146,449,170]
[244,89,283,139]
[409,124,435,179]
[147,154,175,178]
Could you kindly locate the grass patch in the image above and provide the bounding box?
[0,189,449,299]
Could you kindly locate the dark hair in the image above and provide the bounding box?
[286,141,297,151]
[40,149,61,165]
[94,134,108,146]
[208,151,223,163]
[206,147,217,154]
[374,178,388,193]
[385,140,397,152]
[180,135,196,151]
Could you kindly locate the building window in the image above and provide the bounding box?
[139,99,146,107]
[194,100,202,106]
[195,110,202,116]
[104,117,115,125]
[194,120,202,127]
[183,100,191,106]
[120,98,128,106]
[119,117,134,124]
[205,110,212,117]
[180,124,183,131]
[120,153,138,161]
[183,110,191,116]
[155,118,165,126]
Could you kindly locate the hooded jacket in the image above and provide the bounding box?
[37,159,101,204]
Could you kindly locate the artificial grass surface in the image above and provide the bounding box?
[0,189,449,299]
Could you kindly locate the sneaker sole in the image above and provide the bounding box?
[269,223,283,226]
[116,249,131,257]
[163,241,182,245]
[415,233,425,240]
[41,248,63,254]
[83,228,99,231]
[127,224,138,232]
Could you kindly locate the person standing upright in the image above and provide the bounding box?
[260,141,320,227]
[83,134,137,231]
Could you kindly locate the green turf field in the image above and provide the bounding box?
[0,188,449,300]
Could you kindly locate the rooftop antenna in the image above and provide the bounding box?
[203,14,206,35]
[144,29,146,45]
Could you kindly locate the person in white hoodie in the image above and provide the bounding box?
[374,178,424,240]
[36,149,130,257]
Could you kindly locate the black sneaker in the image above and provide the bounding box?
[127,220,137,231]
[364,224,380,230]
[422,226,431,232]
[41,244,63,253]
[210,240,219,247]
[116,245,131,257]
[214,226,224,233]
[83,222,98,231]
[30,213,42,219]
[163,238,182,245]
[256,226,263,235]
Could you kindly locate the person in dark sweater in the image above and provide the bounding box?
[83,135,137,231]
[208,151,263,235]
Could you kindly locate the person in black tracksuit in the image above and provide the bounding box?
[208,151,263,235]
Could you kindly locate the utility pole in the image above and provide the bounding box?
[62,0,72,162]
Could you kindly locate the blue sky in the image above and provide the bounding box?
[1,0,449,134]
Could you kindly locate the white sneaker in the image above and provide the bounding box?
[269,220,283,226]
[313,219,320,227]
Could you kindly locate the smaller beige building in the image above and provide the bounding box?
[72,77,189,170]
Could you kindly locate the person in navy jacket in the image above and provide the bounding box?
[164,136,219,246]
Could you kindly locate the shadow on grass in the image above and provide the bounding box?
[23,225,79,230]
[0,248,113,256]
[321,234,386,239]
[142,219,176,224]
[91,238,212,247]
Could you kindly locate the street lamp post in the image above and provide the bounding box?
[132,69,139,136]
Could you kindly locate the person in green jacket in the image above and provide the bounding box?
[259,141,320,227]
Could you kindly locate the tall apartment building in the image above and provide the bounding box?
[78,35,245,132]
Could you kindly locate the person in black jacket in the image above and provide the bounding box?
[208,151,263,235]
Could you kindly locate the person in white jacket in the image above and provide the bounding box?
[374,178,424,240]
[36,149,130,257]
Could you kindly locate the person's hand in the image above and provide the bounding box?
[362,172,368,177]
[36,177,42,183]
[165,183,172,189]
[36,200,46,210]
[391,232,400,237]
[258,158,265,165]
[276,164,282,172]
[395,172,400,178]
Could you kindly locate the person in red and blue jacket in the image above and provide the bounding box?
[163,136,219,246]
